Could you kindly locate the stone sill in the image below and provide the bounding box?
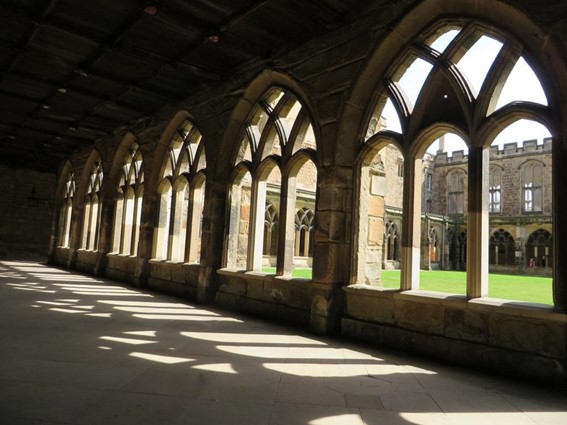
[344,285,567,323]
[217,268,312,286]
[148,259,201,268]
[106,253,137,259]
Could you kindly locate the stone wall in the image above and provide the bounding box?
[0,165,56,258]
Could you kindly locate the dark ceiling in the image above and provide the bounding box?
[0,0,371,173]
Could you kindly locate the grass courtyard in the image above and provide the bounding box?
[262,267,552,304]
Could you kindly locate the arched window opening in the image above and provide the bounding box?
[384,221,400,264]
[355,142,404,288]
[81,160,103,251]
[420,135,468,283]
[57,170,75,248]
[362,20,557,302]
[525,229,552,269]
[153,180,172,260]
[259,165,281,270]
[188,177,206,263]
[291,158,317,273]
[494,57,548,111]
[366,97,402,141]
[426,27,461,53]
[263,203,279,258]
[153,119,206,263]
[489,229,516,267]
[226,170,252,269]
[487,120,552,301]
[394,56,433,112]
[112,143,143,256]
[454,35,503,96]
[226,87,318,278]
[170,177,190,262]
[295,208,314,258]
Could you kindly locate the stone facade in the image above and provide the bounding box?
[0,165,56,258]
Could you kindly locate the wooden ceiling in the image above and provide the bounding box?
[0,0,371,172]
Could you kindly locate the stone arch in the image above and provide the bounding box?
[216,70,322,181]
[341,0,566,154]
[75,148,103,204]
[147,110,196,198]
[106,132,138,196]
[489,229,516,266]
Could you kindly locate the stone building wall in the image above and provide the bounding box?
[0,165,56,258]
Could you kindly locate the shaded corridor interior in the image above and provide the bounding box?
[1,259,566,425]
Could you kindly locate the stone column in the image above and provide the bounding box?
[135,188,157,288]
[248,178,267,271]
[93,195,114,275]
[400,157,421,290]
[276,176,297,276]
[310,165,352,334]
[196,181,227,304]
[553,133,567,312]
[466,146,489,298]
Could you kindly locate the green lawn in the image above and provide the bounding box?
[262,267,552,305]
[381,270,552,304]
[262,267,313,278]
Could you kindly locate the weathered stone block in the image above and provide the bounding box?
[218,275,247,296]
[488,314,566,358]
[344,290,395,324]
[395,300,445,335]
[444,308,489,343]
[367,216,384,245]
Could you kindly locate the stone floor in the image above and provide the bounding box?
[1,259,566,425]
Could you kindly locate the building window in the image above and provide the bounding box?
[489,166,501,213]
[57,170,75,248]
[525,229,552,268]
[81,160,103,251]
[294,207,314,257]
[397,160,404,177]
[521,161,543,213]
[226,87,317,275]
[112,143,143,256]
[263,203,279,256]
[153,119,206,262]
[385,221,400,262]
[425,173,433,192]
[489,229,515,266]
[447,170,465,215]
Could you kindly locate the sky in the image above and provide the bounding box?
[379,31,551,155]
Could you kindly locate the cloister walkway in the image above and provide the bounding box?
[1,259,566,425]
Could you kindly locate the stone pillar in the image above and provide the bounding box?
[93,196,114,276]
[466,146,489,298]
[276,176,296,276]
[135,189,157,288]
[553,133,567,312]
[310,165,352,334]
[248,177,267,271]
[401,157,421,290]
[197,181,227,304]
[47,199,64,264]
